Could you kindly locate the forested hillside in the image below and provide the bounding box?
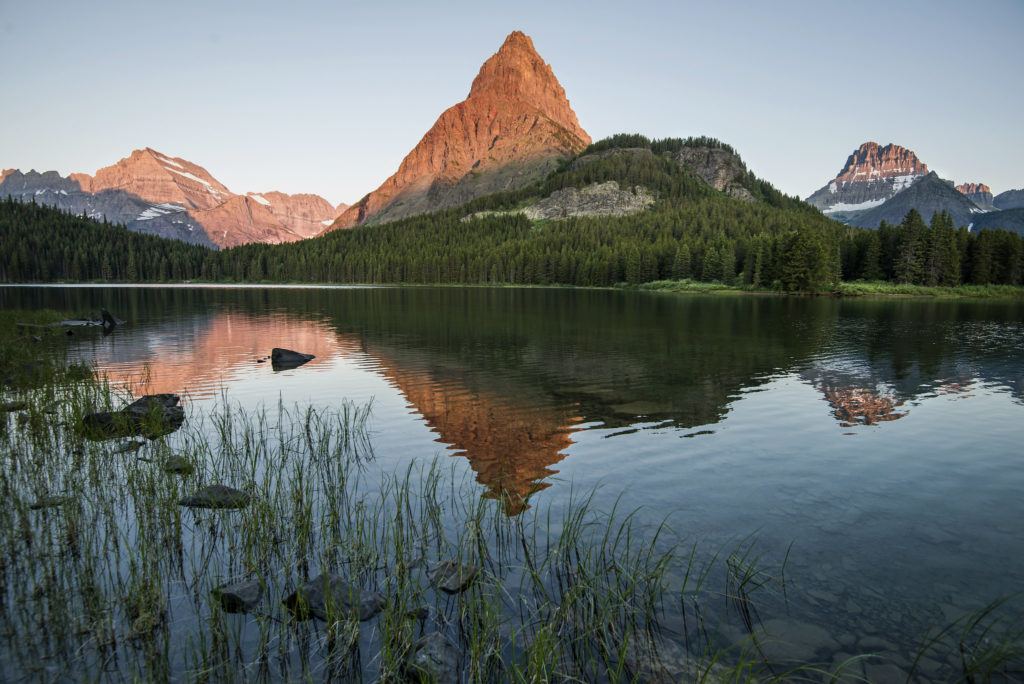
[2,136,1022,290]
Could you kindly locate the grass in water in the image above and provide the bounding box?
[0,310,1021,682]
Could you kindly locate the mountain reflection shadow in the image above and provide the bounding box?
[374,363,582,515]
[86,310,581,515]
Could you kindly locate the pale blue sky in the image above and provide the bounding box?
[2,0,1021,205]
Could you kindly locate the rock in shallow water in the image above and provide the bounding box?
[428,559,478,594]
[212,579,263,613]
[405,632,460,682]
[282,573,385,621]
[81,394,185,440]
[162,455,194,475]
[179,485,250,509]
[270,348,315,370]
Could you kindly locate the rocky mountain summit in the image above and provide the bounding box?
[955,182,995,211]
[0,149,343,248]
[806,142,929,218]
[330,31,590,230]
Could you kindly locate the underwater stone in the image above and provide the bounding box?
[179,484,250,509]
[405,632,460,682]
[162,455,195,475]
[212,579,263,613]
[428,559,478,594]
[282,573,385,621]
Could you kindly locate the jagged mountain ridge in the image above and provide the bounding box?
[0,149,344,248]
[971,208,1024,236]
[329,31,590,230]
[848,172,983,228]
[956,183,995,211]
[994,189,1024,211]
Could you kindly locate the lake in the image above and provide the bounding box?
[1,285,1022,681]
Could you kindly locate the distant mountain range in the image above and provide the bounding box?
[0,149,345,248]
[2,31,1021,247]
[806,142,1022,235]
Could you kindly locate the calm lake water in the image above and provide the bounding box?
[2,285,1023,680]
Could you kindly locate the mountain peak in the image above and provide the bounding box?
[465,31,587,144]
[332,31,590,229]
[806,141,930,216]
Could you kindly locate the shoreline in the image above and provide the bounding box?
[1,279,1023,300]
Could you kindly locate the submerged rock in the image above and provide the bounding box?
[81,394,185,440]
[112,439,146,454]
[428,560,478,594]
[282,573,385,621]
[179,485,250,510]
[212,579,263,613]
[405,606,430,621]
[162,455,194,475]
[405,632,460,682]
[623,632,729,683]
[29,495,72,510]
[270,348,315,370]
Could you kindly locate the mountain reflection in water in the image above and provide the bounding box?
[3,286,1021,515]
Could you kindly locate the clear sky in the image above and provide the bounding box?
[2,0,1022,206]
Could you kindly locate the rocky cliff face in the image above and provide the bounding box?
[848,171,982,228]
[994,189,1024,211]
[248,191,340,239]
[807,142,929,217]
[671,147,755,202]
[1,149,341,248]
[463,181,654,222]
[955,182,995,211]
[330,31,590,230]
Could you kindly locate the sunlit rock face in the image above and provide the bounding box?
[806,142,929,217]
[330,31,590,229]
[955,182,995,211]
